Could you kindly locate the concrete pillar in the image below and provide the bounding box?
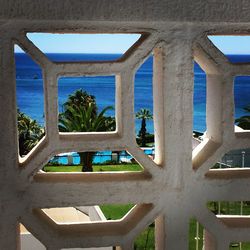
[158,39,193,187]
[153,47,165,165]
[206,74,223,143]
[116,72,135,142]
[204,230,217,250]
[0,37,20,249]
[155,215,166,249]
[155,213,189,250]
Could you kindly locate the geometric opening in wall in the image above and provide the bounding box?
[20,223,46,250]
[58,76,116,133]
[208,35,250,63]
[189,218,204,250]
[43,150,143,173]
[234,76,250,131]
[134,222,155,249]
[211,148,250,169]
[40,204,136,223]
[26,33,141,62]
[15,45,45,157]
[134,55,154,155]
[207,201,250,216]
[193,61,207,136]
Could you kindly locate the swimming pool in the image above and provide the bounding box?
[49,149,154,165]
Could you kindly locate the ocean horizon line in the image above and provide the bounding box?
[15,52,124,55]
[14,52,250,56]
[15,53,250,133]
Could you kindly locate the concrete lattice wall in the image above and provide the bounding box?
[1,1,250,249]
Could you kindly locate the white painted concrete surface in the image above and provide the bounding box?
[0,1,250,249]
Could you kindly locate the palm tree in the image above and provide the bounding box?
[59,91,115,172]
[59,103,114,133]
[235,106,250,130]
[136,108,153,147]
[63,89,97,117]
[17,110,44,156]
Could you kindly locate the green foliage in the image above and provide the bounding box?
[235,105,250,130]
[93,164,142,172]
[58,89,115,171]
[136,108,153,120]
[136,108,153,147]
[62,89,97,117]
[100,204,134,220]
[43,164,143,172]
[59,103,114,132]
[17,109,44,156]
[136,133,154,145]
[134,224,155,250]
[43,165,82,172]
[100,204,155,249]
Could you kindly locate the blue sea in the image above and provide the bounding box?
[15,53,250,134]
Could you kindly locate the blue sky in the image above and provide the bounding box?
[208,36,250,54]
[14,33,250,54]
[15,33,141,54]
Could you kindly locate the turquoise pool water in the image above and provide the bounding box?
[49,149,154,165]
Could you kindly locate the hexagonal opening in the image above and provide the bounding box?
[43,150,143,173]
[15,45,45,157]
[193,41,226,170]
[234,76,250,131]
[31,204,152,249]
[26,33,142,62]
[208,35,250,63]
[20,223,46,250]
[36,203,152,224]
[134,54,154,153]
[58,76,116,133]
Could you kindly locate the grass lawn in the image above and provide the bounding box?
[100,204,155,249]
[43,164,143,172]
[42,165,250,249]
[100,204,134,220]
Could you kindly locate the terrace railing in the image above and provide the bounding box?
[1,1,250,249]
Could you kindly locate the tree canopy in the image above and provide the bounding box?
[136,108,153,147]
[62,89,97,117]
[17,109,44,156]
[58,89,115,171]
